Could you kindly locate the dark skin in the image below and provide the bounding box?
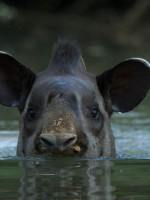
[0,41,149,158]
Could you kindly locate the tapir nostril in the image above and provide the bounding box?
[40,138,53,149]
[64,137,77,147]
[40,134,77,152]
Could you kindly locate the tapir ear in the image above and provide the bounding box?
[96,58,150,113]
[0,52,36,111]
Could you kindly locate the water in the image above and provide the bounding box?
[0,4,150,199]
[111,101,150,156]
[0,158,150,200]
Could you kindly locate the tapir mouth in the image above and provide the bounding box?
[38,143,81,157]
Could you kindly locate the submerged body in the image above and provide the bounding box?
[0,40,150,158]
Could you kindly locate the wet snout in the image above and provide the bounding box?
[40,133,77,152]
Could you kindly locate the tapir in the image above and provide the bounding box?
[0,40,150,158]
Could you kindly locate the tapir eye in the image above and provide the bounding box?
[27,107,36,121]
[91,108,99,120]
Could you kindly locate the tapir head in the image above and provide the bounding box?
[0,40,150,158]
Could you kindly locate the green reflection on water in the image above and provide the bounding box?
[0,158,150,200]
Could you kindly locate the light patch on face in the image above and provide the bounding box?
[102,124,113,157]
[54,118,63,127]
[99,107,116,157]
[42,114,76,135]
[25,132,39,155]
[17,102,43,156]
[82,118,101,158]
[77,103,101,158]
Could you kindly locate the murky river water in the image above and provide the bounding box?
[0,158,150,199]
[0,7,150,200]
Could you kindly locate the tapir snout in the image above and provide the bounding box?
[40,133,77,152]
[0,40,150,158]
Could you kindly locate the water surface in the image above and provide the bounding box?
[0,158,150,200]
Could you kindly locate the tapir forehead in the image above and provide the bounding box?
[34,74,95,95]
[28,74,97,108]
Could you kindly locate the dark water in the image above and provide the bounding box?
[0,158,150,200]
[0,4,150,200]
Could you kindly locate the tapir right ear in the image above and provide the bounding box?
[96,58,150,114]
[0,52,36,111]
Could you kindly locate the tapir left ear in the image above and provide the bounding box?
[96,58,150,113]
[0,52,36,112]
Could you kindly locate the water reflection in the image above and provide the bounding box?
[1,158,150,199]
[18,159,116,200]
[86,160,116,200]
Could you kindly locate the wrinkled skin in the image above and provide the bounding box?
[18,75,115,157]
[0,40,150,158]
